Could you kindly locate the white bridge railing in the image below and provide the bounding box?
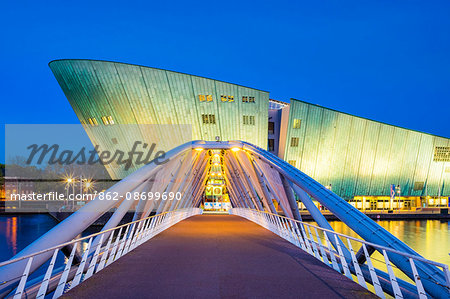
[0,208,202,298]
[229,208,450,299]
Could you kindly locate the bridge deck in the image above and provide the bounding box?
[65,215,375,298]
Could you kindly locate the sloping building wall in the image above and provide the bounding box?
[49,59,269,178]
[283,99,450,199]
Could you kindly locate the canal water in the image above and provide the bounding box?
[0,214,448,285]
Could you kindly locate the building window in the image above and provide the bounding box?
[108,116,115,124]
[199,94,213,102]
[88,118,98,126]
[268,121,275,135]
[111,138,118,144]
[202,114,216,124]
[268,139,275,152]
[101,116,109,125]
[434,146,450,162]
[242,96,255,103]
[288,160,296,167]
[221,95,234,102]
[290,137,299,147]
[243,115,255,125]
[293,119,301,129]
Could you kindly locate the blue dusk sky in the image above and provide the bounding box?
[1,1,450,163]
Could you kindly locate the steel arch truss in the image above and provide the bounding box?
[1,140,448,298]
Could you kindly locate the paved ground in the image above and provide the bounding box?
[65,215,375,299]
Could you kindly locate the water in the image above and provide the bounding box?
[0,214,101,282]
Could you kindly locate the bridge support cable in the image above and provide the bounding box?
[224,159,255,209]
[233,150,273,212]
[245,154,278,214]
[280,174,302,221]
[166,151,204,212]
[252,157,294,219]
[178,155,208,209]
[226,153,264,210]
[225,156,258,209]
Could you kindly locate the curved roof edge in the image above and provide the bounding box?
[290,98,450,140]
[48,59,270,93]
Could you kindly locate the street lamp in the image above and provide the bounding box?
[395,185,401,211]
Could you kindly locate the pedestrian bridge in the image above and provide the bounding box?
[0,141,449,298]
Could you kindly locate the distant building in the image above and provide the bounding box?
[50,59,450,205]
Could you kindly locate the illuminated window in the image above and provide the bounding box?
[228,96,234,102]
[209,114,216,124]
[434,146,450,162]
[101,116,109,125]
[199,95,206,102]
[221,95,228,102]
[249,97,255,103]
[293,119,301,129]
[80,120,86,125]
[288,160,296,167]
[206,95,213,102]
[108,116,114,124]
[290,137,299,147]
[242,96,248,103]
[88,118,99,126]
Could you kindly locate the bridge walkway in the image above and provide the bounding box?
[64,215,375,298]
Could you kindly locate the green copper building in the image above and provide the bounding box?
[50,59,450,204]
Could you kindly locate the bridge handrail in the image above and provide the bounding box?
[230,207,450,298]
[0,208,203,298]
[244,208,449,269]
[0,209,182,268]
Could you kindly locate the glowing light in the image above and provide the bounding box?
[231,147,240,152]
[194,147,203,151]
[213,162,219,166]
[214,154,220,158]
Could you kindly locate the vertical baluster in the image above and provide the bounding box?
[334,234,352,280]
[409,258,427,299]
[382,250,403,299]
[122,222,138,255]
[299,223,314,255]
[293,221,307,251]
[106,227,123,267]
[71,237,93,289]
[362,244,384,298]
[13,257,33,299]
[37,249,59,299]
[314,228,330,267]
[84,234,104,280]
[97,231,114,272]
[53,244,77,298]
[114,225,130,261]
[306,226,321,260]
[324,232,341,272]
[346,239,367,289]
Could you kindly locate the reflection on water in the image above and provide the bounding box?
[328,219,450,284]
[329,220,450,265]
